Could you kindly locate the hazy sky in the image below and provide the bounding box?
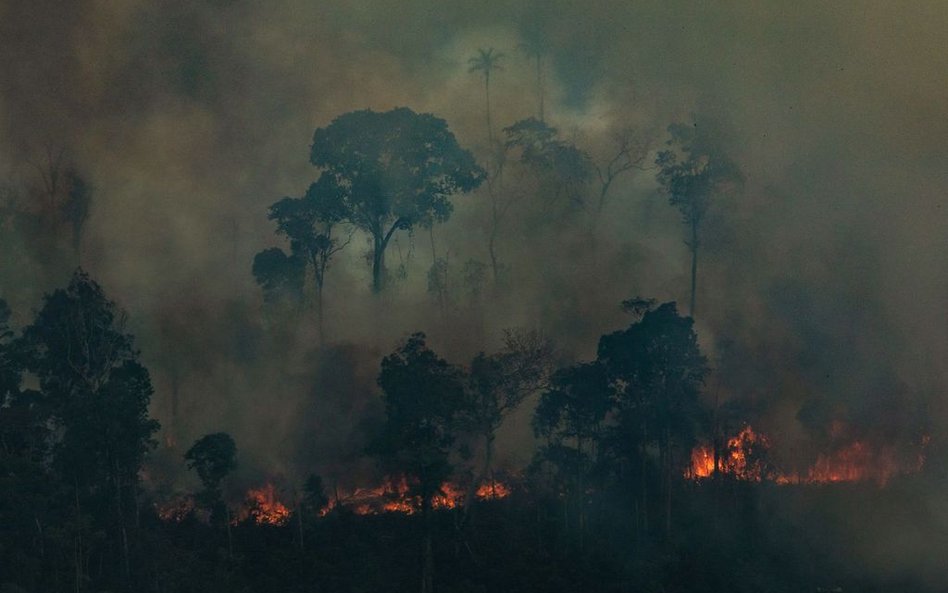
[1,0,946,482]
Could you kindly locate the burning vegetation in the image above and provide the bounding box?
[156,477,512,525]
[687,425,929,485]
[237,483,292,526]
[324,477,511,516]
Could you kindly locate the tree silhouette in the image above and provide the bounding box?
[185,432,235,520]
[252,248,306,305]
[503,118,592,207]
[372,333,466,593]
[0,299,19,405]
[593,126,654,218]
[598,301,708,539]
[464,329,553,505]
[259,174,351,340]
[468,47,505,147]
[532,361,611,541]
[19,270,159,586]
[518,29,548,122]
[309,108,485,292]
[61,168,91,263]
[655,121,741,317]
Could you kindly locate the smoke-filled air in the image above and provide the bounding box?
[1,1,947,592]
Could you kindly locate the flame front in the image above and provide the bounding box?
[240,483,291,526]
[687,426,927,486]
[322,477,511,516]
[686,426,772,481]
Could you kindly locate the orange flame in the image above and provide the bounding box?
[686,425,771,481]
[239,483,291,526]
[687,426,928,486]
[323,476,511,516]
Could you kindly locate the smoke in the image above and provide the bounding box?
[2,0,947,578]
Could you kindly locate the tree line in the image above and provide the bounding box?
[252,96,740,343]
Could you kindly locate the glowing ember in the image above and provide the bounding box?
[324,476,512,516]
[155,495,196,522]
[805,442,898,485]
[239,483,291,526]
[476,480,511,499]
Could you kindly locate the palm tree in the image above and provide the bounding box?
[468,47,505,146]
[518,33,547,122]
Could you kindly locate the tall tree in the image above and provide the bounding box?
[62,168,92,263]
[598,301,708,539]
[655,121,741,317]
[593,126,654,219]
[372,333,466,593]
[258,174,350,340]
[252,248,306,306]
[503,118,592,207]
[184,432,237,514]
[185,432,238,559]
[468,47,505,146]
[464,329,553,501]
[309,108,485,292]
[532,361,612,541]
[0,299,19,405]
[19,270,159,587]
[518,29,548,122]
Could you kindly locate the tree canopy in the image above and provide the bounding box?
[310,107,485,291]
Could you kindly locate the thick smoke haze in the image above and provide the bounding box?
[2,2,947,572]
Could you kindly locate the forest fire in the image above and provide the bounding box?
[237,483,291,526]
[321,476,511,516]
[687,425,928,486]
[687,426,772,481]
[155,495,197,523]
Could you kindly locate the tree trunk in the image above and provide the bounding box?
[316,279,324,345]
[485,72,493,146]
[488,215,500,285]
[663,428,673,541]
[639,423,648,539]
[536,55,544,122]
[689,219,698,318]
[297,501,305,553]
[225,507,234,561]
[421,498,434,593]
[74,477,82,593]
[372,235,384,293]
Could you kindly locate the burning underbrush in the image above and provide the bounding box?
[320,476,512,516]
[155,476,513,526]
[686,425,929,485]
[235,483,292,525]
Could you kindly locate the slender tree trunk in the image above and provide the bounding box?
[488,215,500,284]
[372,235,384,293]
[639,424,648,539]
[577,437,585,552]
[486,434,495,497]
[316,280,324,345]
[536,55,544,122]
[663,429,673,541]
[485,72,493,146]
[689,219,698,318]
[74,477,82,593]
[225,507,234,561]
[421,498,434,593]
[297,501,305,553]
[113,464,131,588]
